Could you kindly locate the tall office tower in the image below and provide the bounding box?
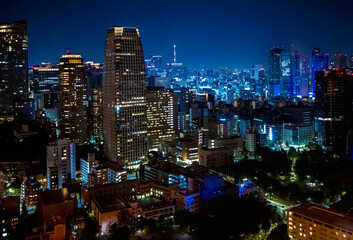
[47,139,76,189]
[280,50,301,97]
[334,53,347,70]
[58,53,87,146]
[280,50,291,97]
[103,26,147,168]
[90,85,103,144]
[85,61,103,101]
[0,20,28,117]
[258,68,266,86]
[267,48,282,96]
[315,69,353,154]
[300,54,310,97]
[32,65,59,109]
[146,87,178,151]
[310,48,328,95]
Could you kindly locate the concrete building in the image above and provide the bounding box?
[47,139,76,189]
[287,202,353,239]
[0,196,20,238]
[176,190,200,213]
[91,194,132,234]
[283,123,314,147]
[176,137,199,164]
[24,175,41,208]
[36,188,76,233]
[199,146,233,168]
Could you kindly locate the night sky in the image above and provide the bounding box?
[1,0,353,69]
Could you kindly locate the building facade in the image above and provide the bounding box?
[47,139,76,189]
[0,20,28,116]
[146,87,178,151]
[103,26,147,168]
[58,53,87,146]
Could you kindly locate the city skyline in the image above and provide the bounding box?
[1,0,353,69]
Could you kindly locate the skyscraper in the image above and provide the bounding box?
[280,49,301,97]
[0,20,28,116]
[146,87,178,151]
[103,27,147,168]
[58,52,87,145]
[310,48,328,95]
[315,69,353,154]
[334,53,347,70]
[267,48,282,96]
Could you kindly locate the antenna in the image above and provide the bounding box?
[174,44,176,63]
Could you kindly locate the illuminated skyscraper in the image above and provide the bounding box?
[90,85,103,144]
[58,53,87,145]
[0,20,28,116]
[280,49,301,97]
[310,48,328,95]
[103,27,147,168]
[146,87,178,151]
[315,69,353,154]
[267,48,282,96]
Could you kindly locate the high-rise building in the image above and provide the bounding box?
[103,26,147,168]
[146,87,178,151]
[310,48,328,95]
[334,53,347,70]
[58,53,87,146]
[32,65,59,109]
[0,20,28,116]
[280,49,300,97]
[90,85,103,144]
[268,48,282,96]
[300,54,310,97]
[315,69,353,154]
[47,139,76,189]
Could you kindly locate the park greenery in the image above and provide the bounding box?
[232,146,353,209]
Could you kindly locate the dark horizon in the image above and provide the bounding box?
[1,0,353,69]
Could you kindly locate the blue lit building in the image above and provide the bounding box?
[268,48,282,97]
[310,48,328,96]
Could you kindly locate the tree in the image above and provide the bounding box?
[266,224,290,240]
[82,216,99,240]
[107,222,131,240]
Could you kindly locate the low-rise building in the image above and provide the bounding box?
[287,202,353,239]
[199,146,233,168]
[91,194,132,235]
[176,190,200,213]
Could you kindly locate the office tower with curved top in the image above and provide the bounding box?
[103,26,147,168]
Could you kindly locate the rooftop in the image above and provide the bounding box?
[40,188,74,205]
[92,194,130,213]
